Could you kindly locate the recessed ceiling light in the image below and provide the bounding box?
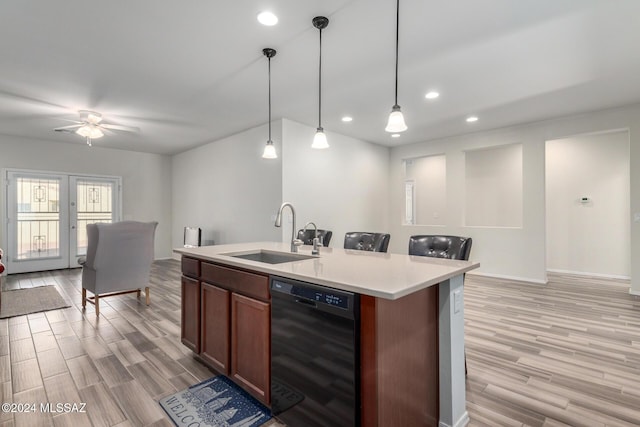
[425,91,439,99]
[342,116,353,122]
[466,116,478,123]
[391,134,401,138]
[257,11,278,26]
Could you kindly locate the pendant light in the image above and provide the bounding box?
[312,16,329,149]
[385,0,407,133]
[262,48,277,159]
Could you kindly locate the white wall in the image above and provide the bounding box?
[465,144,523,228]
[171,122,283,251]
[390,104,640,289]
[281,119,389,248]
[546,131,630,278]
[405,154,447,226]
[0,135,172,259]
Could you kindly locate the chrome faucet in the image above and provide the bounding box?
[303,221,321,255]
[275,202,303,252]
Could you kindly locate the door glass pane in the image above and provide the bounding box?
[76,180,114,255]
[16,177,60,259]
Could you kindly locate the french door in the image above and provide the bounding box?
[5,170,121,273]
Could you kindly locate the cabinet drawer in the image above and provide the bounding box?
[201,262,269,301]
[182,256,200,279]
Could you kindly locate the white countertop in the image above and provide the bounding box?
[174,242,479,300]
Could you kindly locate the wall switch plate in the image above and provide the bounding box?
[454,290,462,314]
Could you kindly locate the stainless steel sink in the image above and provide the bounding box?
[222,249,315,264]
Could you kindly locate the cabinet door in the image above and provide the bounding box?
[181,276,200,353]
[231,293,271,404]
[201,283,230,374]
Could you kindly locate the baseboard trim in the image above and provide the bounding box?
[439,411,470,427]
[629,289,640,296]
[466,271,547,285]
[547,268,630,281]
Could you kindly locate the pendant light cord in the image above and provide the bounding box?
[268,55,272,141]
[394,0,400,106]
[318,27,323,128]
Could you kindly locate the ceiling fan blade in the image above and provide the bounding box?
[101,124,140,133]
[0,88,70,111]
[54,124,82,132]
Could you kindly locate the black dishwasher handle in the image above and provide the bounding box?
[295,298,317,308]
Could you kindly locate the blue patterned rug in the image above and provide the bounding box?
[159,376,272,427]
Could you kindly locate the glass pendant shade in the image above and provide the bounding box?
[262,141,277,159]
[76,125,104,139]
[385,105,407,133]
[312,128,329,149]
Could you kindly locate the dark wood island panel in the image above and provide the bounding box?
[361,285,440,427]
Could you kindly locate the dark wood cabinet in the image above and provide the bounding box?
[181,275,200,353]
[231,292,271,404]
[200,283,230,374]
[180,256,271,405]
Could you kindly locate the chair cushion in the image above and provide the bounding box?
[408,235,472,260]
[297,229,333,247]
[344,232,391,253]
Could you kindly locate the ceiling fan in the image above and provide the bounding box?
[54,110,139,146]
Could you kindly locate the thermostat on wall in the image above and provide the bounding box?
[580,197,591,204]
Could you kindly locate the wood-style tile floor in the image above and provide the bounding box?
[0,260,281,427]
[1,261,639,426]
[464,273,640,427]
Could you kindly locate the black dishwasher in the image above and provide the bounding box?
[270,276,360,427]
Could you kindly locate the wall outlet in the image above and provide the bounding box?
[635,212,640,223]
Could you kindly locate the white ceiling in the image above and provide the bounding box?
[1,0,640,155]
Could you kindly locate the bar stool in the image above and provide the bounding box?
[344,232,391,253]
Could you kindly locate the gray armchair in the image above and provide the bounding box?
[81,221,158,316]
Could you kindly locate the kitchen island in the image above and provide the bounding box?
[174,241,479,427]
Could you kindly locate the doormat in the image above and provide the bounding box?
[271,378,305,415]
[0,286,70,319]
[159,375,272,427]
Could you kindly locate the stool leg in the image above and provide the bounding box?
[145,287,150,305]
[95,295,100,317]
[82,288,86,308]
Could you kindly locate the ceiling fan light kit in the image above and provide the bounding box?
[54,109,139,147]
[76,124,104,139]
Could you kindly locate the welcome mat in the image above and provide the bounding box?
[271,379,305,415]
[0,286,70,319]
[159,375,272,427]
